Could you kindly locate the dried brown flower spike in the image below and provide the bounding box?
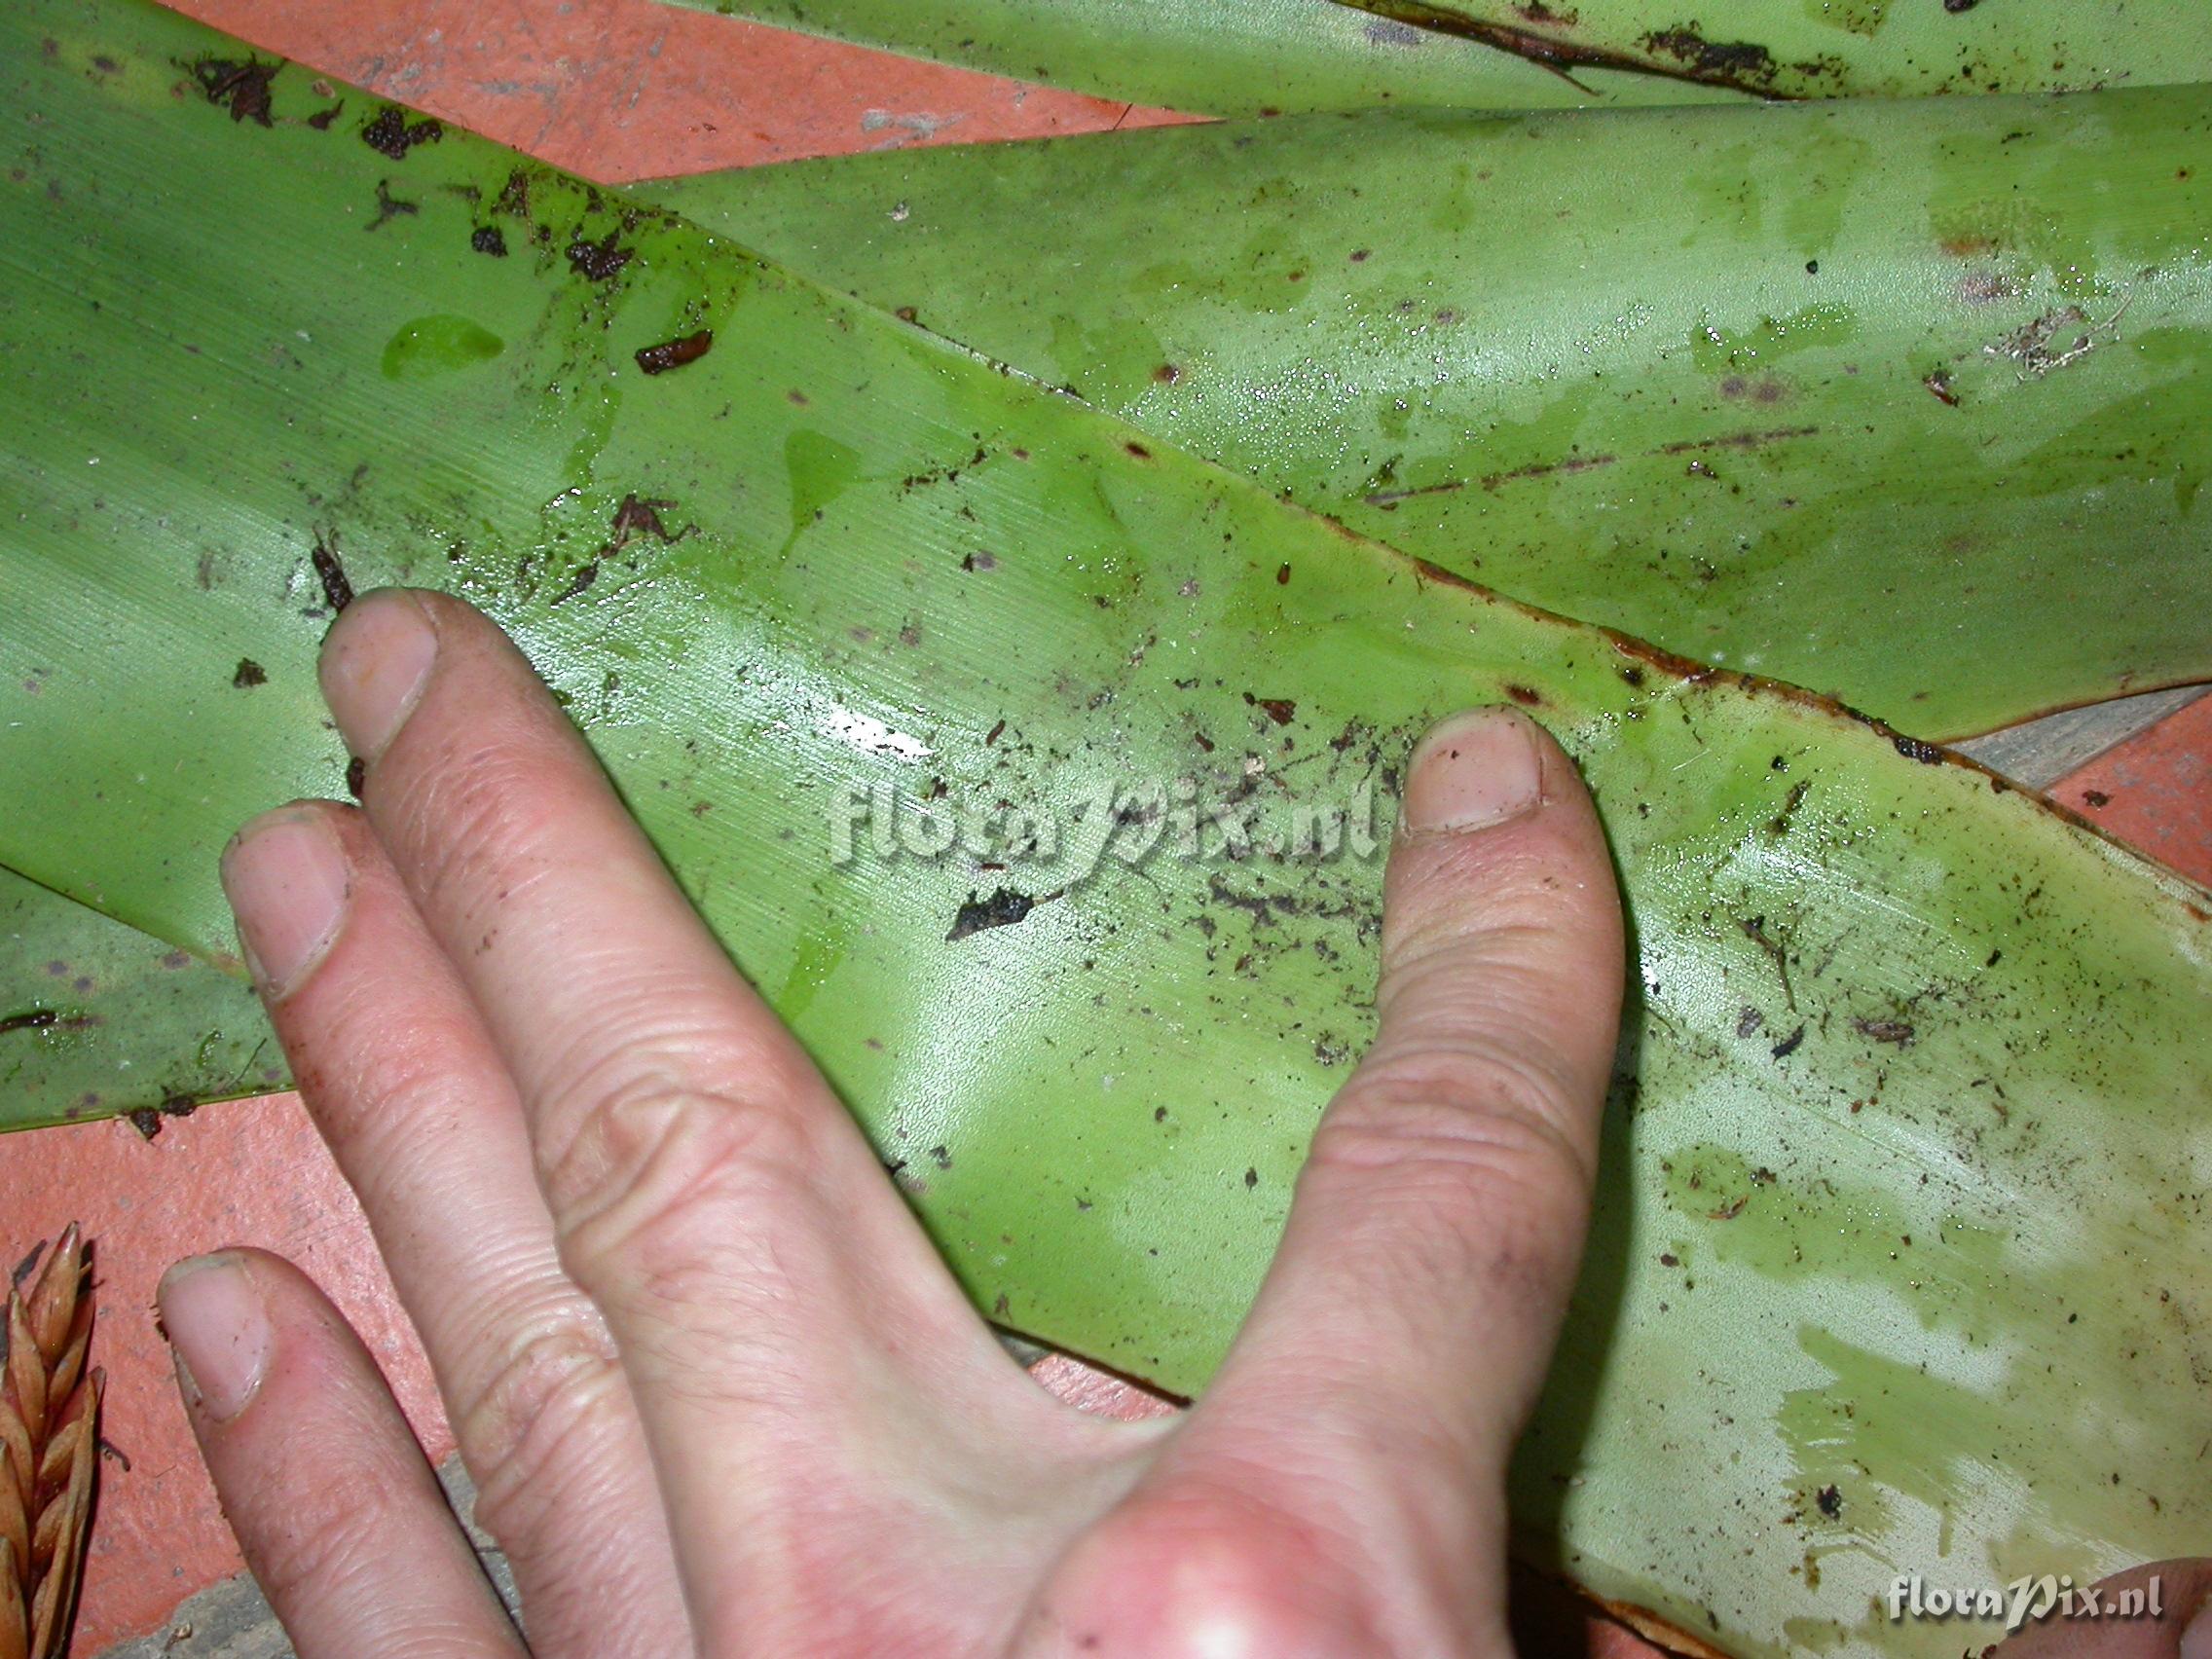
[0,1228,99,1659]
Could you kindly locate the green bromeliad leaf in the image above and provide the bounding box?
[0,866,281,1133]
[640,96,2212,739]
[4,5,2212,1653]
[653,0,2212,113]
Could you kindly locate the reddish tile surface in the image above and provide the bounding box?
[171,0,1193,183]
[9,2,2208,1651]
[7,1101,447,1650]
[2051,694,2212,888]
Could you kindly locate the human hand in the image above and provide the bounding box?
[157,588,1630,1657]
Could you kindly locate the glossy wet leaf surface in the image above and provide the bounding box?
[4,6,2211,1653]
[644,94,2212,738]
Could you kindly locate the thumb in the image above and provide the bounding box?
[1982,1561,2212,1657]
[1200,703,1626,1465]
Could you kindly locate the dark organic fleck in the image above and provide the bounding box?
[361,105,443,160]
[551,561,600,604]
[1275,563,1292,585]
[1892,735,1943,764]
[1817,1484,1843,1518]
[311,534,353,610]
[1855,1018,1915,1046]
[188,56,277,127]
[635,330,714,375]
[1246,694,1296,726]
[128,1108,164,1140]
[470,225,508,257]
[367,178,419,232]
[1943,0,1981,11]
[1640,27,1776,83]
[1243,1167,1259,1189]
[1736,1007,1764,1038]
[611,494,682,544]
[947,886,1035,941]
[1923,370,1961,407]
[0,1011,60,1038]
[567,232,632,282]
[1770,1024,1806,1060]
[2083,789,2112,808]
[232,658,266,688]
[1504,683,1542,707]
[346,756,367,799]
[306,101,344,130]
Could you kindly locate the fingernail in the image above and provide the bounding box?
[319,587,438,760]
[220,807,350,998]
[2181,1594,2212,1659]
[1402,707,1547,835]
[159,1254,272,1423]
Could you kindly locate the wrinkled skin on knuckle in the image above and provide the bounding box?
[1304,1044,1595,1289]
[1375,931,1583,1038]
[544,1087,829,1346]
[528,984,822,1151]
[457,1309,634,1554]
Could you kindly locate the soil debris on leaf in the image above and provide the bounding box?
[551,561,599,604]
[186,55,277,126]
[947,886,1037,941]
[567,231,632,281]
[610,493,682,545]
[231,658,265,688]
[470,225,507,257]
[367,178,419,232]
[636,330,714,375]
[361,105,443,161]
[310,532,353,611]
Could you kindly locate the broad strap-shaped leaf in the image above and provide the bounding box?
[639,95,2212,739]
[0,867,281,1133]
[3,6,2210,1652]
[653,0,2212,112]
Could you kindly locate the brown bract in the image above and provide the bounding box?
[0,1227,99,1659]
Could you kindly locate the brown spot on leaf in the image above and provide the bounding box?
[188,56,277,127]
[635,331,714,375]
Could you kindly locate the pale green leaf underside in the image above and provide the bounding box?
[639,95,2212,738]
[0,866,280,1132]
[654,0,2212,113]
[4,7,2211,1653]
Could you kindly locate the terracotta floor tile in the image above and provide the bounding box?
[9,4,2204,1653]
